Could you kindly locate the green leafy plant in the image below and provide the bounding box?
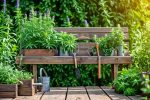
[58,32,77,54]
[20,10,56,49]
[0,63,32,84]
[113,68,142,96]
[141,73,150,96]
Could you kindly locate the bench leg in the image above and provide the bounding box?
[32,65,37,92]
[111,64,118,81]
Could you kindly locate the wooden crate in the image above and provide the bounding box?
[18,79,35,96]
[0,84,18,98]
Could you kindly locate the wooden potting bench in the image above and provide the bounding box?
[16,27,132,83]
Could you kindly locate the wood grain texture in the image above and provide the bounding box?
[18,79,35,96]
[86,86,110,100]
[101,86,130,100]
[111,64,119,80]
[16,56,132,64]
[54,27,129,40]
[0,84,18,98]
[14,92,43,100]
[67,87,89,100]
[41,87,67,100]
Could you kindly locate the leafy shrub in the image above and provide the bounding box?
[113,68,142,96]
[58,32,77,53]
[141,73,150,95]
[20,10,56,49]
[0,63,32,84]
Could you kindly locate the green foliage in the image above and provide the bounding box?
[141,74,150,95]
[113,68,142,96]
[20,10,56,49]
[58,32,77,53]
[0,63,32,84]
[0,12,17,66]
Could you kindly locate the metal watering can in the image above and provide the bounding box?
[38,68,50,92]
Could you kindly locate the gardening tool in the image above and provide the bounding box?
[73,53,81,79]
[38,68,50,92]
[96,43,101,79]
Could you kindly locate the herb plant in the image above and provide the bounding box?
[113,68,142,96]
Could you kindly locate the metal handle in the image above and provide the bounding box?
[40,68,48,82]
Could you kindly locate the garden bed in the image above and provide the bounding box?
[0,84,18,98]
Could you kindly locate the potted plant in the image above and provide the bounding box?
[0,63,34,97]
[20,10,58,56]
[0,64,19,98]
[92,26,124,56]
[58,32,77,56]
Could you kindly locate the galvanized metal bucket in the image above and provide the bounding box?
[38,68,50,92]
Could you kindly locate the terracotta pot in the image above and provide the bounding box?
[0,84,18,98]
[22,49,57,56]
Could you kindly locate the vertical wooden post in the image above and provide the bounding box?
[111,64,118,80]
[32,65,37,92]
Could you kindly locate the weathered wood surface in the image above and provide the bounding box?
[41,87,67,100]
[101,86,130,100]
[0,84,18,98]
[54,27,129,40]
[32,65,37,93]
[86,86,110,100]
[18,79,35,96]
[16,56,132,64]
[0,86,143,100]
[67,87,89,100]
[14,92,43,100]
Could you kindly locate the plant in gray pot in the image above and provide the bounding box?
[109,26,124,56]
[58,32,77,56]
[20,11,58,56]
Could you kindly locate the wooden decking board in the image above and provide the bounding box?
[67,86,89,100]
[86,86,110,100]
[101,86,130,100]
[128,95,141,100]
[0,99,13,100]
[41,87,67,100]
[13,92,43,100]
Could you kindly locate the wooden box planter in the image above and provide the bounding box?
[22,49,58,56]
[0,84,18,98]
[18,79,35,96]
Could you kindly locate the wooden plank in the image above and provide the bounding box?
[0,98,13,100]
[14,92,43,100]
[0,84,17,92]
[54,27,128,33]
[41,87,67,100]
[0,92,17,98]
[86,86,110,100]
[67,87,89,100]
[101,86,130,100]
[54,27,129,40]
[16,56,132,64]
[128,95,141,100]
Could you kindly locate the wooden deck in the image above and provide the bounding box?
[0,86,143,100]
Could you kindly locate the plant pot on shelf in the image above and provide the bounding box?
[0,84,18,98]
[59,47,69,56]
[18,79,35,96]
[118,45,124,56]
[22,49,58,56]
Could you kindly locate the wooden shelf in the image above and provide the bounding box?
[16,56,132,64]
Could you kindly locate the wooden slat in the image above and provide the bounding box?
[41,87,67,100]
[16,56,132,64]
[14,92,43,100]
[111,64,119,80]
[54,27,129,40]
[0,98,13,100]
[86,86,110,100]
[54,27,128,33]
[0,92,17,98]
[128,95,141,100]
[101,86,130,100]
[67,87,89,100]
[0,84,17,92]
[32,65,37,93]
